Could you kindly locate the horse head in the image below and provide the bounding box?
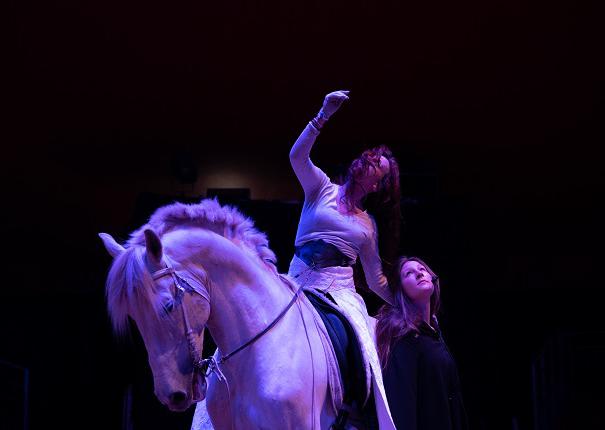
[100,228,211,411]
[99,199,280,412]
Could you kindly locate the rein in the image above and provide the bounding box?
[216,274,304,365]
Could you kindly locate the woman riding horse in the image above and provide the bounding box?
[287,90,401,429]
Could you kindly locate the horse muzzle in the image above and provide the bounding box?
[162,371,207,412]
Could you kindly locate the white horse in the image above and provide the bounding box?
[100,199,343,429]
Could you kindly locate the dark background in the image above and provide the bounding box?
[3,0,604,429]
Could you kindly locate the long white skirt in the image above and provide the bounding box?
[287,255,396,430]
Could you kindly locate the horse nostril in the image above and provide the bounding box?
[168,391,188,406]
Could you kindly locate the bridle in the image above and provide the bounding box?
[150,258,215,383]
[150,257,304,385]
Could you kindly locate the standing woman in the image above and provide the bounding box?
[376,257,469,430]
[288,90,401,429]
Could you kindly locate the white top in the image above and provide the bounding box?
[289,123,394,305]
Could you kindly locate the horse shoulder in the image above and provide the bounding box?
[206,377,232,430]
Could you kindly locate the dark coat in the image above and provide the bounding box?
[383,321,469,430]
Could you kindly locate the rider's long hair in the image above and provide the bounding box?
[338,145,401,277]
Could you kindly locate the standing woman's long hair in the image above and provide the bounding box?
[375,256,441,369]
[339,145,402,287]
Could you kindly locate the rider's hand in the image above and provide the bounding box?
[319,90,350,120]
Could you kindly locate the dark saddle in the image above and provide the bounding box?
[304,290,378,430]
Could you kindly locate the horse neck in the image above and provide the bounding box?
[204,254,294,357]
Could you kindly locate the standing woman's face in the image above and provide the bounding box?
[400,260,434,304]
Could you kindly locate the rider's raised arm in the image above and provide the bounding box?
[289,90,350,199]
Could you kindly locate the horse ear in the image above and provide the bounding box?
[144,229,163,264]
[98,233,125,258]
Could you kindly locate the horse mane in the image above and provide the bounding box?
[127,198,277,265]
[106,198,277,335]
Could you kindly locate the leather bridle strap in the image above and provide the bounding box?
[150,259,209,372]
